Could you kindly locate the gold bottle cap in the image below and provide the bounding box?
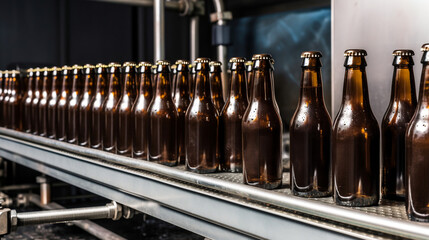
[229,57,246,63]
[34,67,41,75]
[245,61,253,65]
[84,64,95,69]
[344,49,367,57]
[137,62,152,67]
[421,43,429,52]
[209,61,222,66]
[194,58,211,63]
[171,64,177,69]
[61,65,73,70]
[122,62,136,67]
[95,63,108,68]
[175,60,190,65]
[11,70,20,75]
[392,49,414,56]
[3,70,8,75]
[27,68,34,72]
[156,60,170,66]
[301,51,322,58]
[108,62,121,68]
[72,65,83,69]
[252,53,272,60]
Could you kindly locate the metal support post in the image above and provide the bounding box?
[190,16,199,62]
[154,0,165,61]
[36,176,51,205]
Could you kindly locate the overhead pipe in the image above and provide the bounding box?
[154,0,165,61]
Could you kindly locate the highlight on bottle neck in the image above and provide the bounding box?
[245,60,253,72]
[27,68,34,78]
[194,58,211,71]
[122,62,136,74]
[137,62,152,73]
[175,60,190,72]
[155,60,171,73]
[229,57,246,70]
[209,61,222,73]
[107,62,121,75]
[343,49,367,68]
[61,65,72,76]
[252,53,274,70]
[83,64,95,75]
[51,66,61,77]
[72,65,83,76]
[301,51,322,68]
[392,49,414,66]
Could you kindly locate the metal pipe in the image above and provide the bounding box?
[154,0,165,61]
[2,129,429,239]
[212,0,229,99]
[190,16,199,62]
[14,202,121,226]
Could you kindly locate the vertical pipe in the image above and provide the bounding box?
[154,0,165,61]
[40,182,51,205]
[212,0,229,99]
[190,16,199,62]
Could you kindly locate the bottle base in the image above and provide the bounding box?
[186,166,218,174]
[150,159,178,167]
[292,189,331,198]
[334,196,379,207]
[245,180,282,190]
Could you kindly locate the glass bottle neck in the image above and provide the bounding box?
[122,72,136,99]
[418,63,429,103]
[390,65,416,104]
[70,74,81,94]
[300,67,324,102]
[107,73,120,96]
[155,72,171,98]
[27,77,33,93]
[42,75,52,93]
[174,71,189,98]
[83,74,94,95]
[50,75,60,94]
[95,73,106,95]
[342,66,370,107]
[252,67,274,101]
[229,66,246,98]
[138,72,152,95]
[194,69,210,98]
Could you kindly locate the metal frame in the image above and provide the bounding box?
[0,128,427,239]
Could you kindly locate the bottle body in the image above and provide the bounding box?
[31,69,42,134]
[78,65,95,147]
[333,50,379,207]
[186,58,219,173]
[382,51,417,200]
[47,67,61,139]
[290,52,332,197]
[8,71,22,131]
[56,67,71,141]
[38,69,52,137]
[220,58,248,172]
[23,69,34,133]
[209,62,225,114]
[90,65,107,150]
[67,66,83,144]
[148,61,178,165]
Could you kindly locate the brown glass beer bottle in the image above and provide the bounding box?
[102,62,121,153]
[242,54,283,189]
[67,65,83,144]
[31,68,42,134]
[290,51,332,197]
[333,49,380,207]
[38,68,53,137]
[220,57,248,172]
[382,50,417,201]
[245,60,253,102]
[56,66,72,141]
[23,68,34,132]
[78,64,95,147]
[0,70,5,127]
[8,70,22,130]
[90,64,108,150]
[148,60,178,165]
[171,60,190,164]
[117,62,137,157]
[209,61,225,113]
[132,62,152,159]
[405,44,429,222]
[46,67,61,139]
[185,58,219,173]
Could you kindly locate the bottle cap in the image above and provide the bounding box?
[194,58,210,63]
[301,51,322,58]
[229,57,246,63]
[155,60,170,66]
[209,61,222,66]
[137,62,152,73]
[175,60,190,65]
[344,49,367,57]
[421,43,429,52]
[108,62,121,74]
[393,49,414,56]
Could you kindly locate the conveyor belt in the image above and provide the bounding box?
[0,128,427,240]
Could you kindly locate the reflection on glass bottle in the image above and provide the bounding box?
[186,58,219,173]
[102,63,121,153]
[220,57,248,172]
[78,64,95,147]
[189,64,196,99]
[38,68,53,137]
[46,67,61,139]
[245,60,253,102]
[8,70,22,131]
[31,68,43,134]
[23,69,34,133]
[56,66,72,141]
[333,49,379,207]
[209,61,225,113]
[242,54,283,189]
[90,64,108,150]
[2,71,11,128]
[170,64,177,98]
[290,51,332,197]
[132,62,152,160]
[117,62,137,157]
[67,65,83,144]
[382,50,417,201]
[405,43,429,222]
[172,60,190,164]
[148,60,177,166]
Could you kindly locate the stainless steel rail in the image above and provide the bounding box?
[0,128,428,239]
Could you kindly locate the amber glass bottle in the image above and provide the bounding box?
[31,68,43,134]
[23,69,34,132]
[77,64,95,147]
[46,67,61,139]
[382,50,417,201]
[405,44,429,222]
[57,66,72,141]
[290,51,332,197]
[90,64,108,150]
[242,54,283,189]
[117,62,137,157]
[209,61,225,113]
[8,70,22,130]
[333,49,379,207]
[67,65,83,144]
[102,63,121,153]
[0,70,5,127]
[245,60,253,102]
[148,60,178,165]
[38,68,53,137]
[185,58,219,173]
[172,60,190,164]
[132,62,152,159]
[220,57,248,172]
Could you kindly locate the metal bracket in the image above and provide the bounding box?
[210,11,232,22]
